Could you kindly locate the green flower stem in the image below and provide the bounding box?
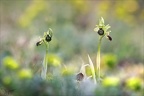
[41,42,49,79]
[94,17,111,82]
[96,36,103,81]
[39,29,53,79]
[45,42,49,55]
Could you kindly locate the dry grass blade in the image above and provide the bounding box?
[88,55,97,84]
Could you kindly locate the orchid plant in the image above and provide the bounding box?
[76,17,112,84]
[94,17,112,81]
[36,28,53,79]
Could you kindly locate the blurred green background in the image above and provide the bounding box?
[0,0,143,62]
[0,0,144,96]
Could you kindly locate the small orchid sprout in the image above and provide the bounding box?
[36,28,53,79]
[94,17,112,81]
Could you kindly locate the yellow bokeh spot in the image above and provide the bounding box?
[115,3,126,20]
[85,66,92,76]
[71,0,88,13]
[18,69,33,79]
[102,76,120,87]
[3,56,19,70]
[2,76,11,85]
[123,0,139,13]
[61,66,75,76]
[47,54,61,67]
[126,77,142,91]
[19,0,46,28]
[114,0,138,25]
[98,1,110,17]
[102,54,117,69]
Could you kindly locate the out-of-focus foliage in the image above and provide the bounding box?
[0,63,143,96]
[47,54,61,67]
[126,77,142,91]
[18,69,33,79]
[102,54,117,69]
[102,76,120,87]
[2,56,19,70]
[97,0,144,25]
[19,0,46,28]
[0,0,143,96]
[61,65,76,76]
[0,0,143,62]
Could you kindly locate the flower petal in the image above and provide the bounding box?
[99,17,104,26]
[94,27,99,32]
[105,24,111,31]
[107,35,112,41]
